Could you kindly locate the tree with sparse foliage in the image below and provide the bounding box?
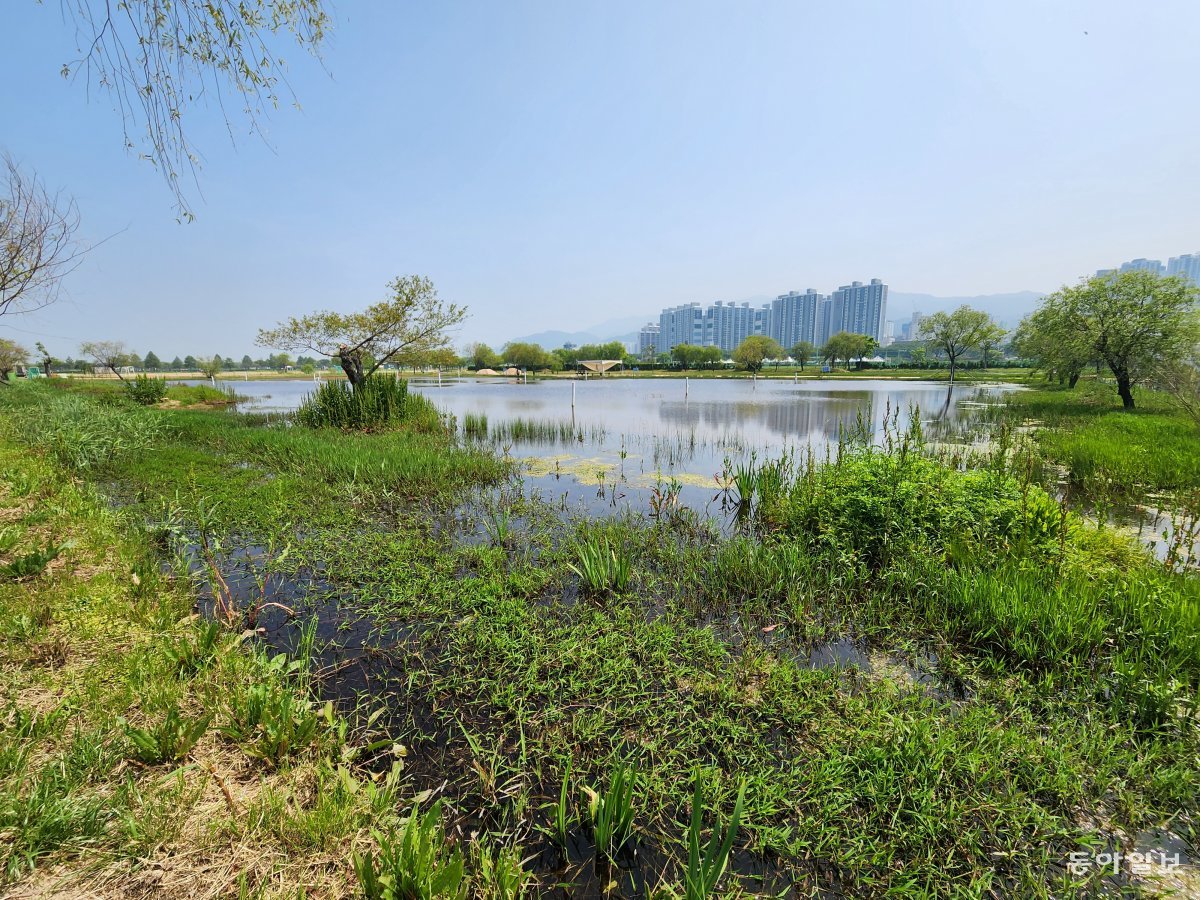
[258,276,465,390]
[50,1,331,215]
[35,341,55,376]
[732,336,782,374]
[1,154,85,318]
[0,339,29,383]
[922,306,997,384]
[80,340,133,381]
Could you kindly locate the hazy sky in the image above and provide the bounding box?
[3,1,1198,357]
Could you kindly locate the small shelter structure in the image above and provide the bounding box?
[577,359,623,375]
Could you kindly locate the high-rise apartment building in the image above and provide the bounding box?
[820,279,888,344]
[1098,258,1166,278]
[651,278,887,356]
[1167,252,1200,287]
[770,289,824,349]
[637,323,660,358]
[658,303,705,351]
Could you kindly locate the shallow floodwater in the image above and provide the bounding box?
[196,375,1009,519]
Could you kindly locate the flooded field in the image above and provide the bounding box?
[200,375,1013,518]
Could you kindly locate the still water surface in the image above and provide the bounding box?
[199,375,1006,517]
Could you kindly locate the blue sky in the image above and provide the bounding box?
[3,1,1198,358]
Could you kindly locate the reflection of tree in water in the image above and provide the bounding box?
[657,388,973,443]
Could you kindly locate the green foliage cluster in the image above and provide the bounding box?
[1,386,168,471]
[354,803,467,900]
[294,374,440,432]
[123,374,167,405]
[764,450,1064,569]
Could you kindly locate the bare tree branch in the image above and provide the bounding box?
[55,0,331,218]
[0,154,85,318]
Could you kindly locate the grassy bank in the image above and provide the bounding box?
[1,380,1196,898]
[998,379,1200,496]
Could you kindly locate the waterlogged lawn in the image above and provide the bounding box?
[0,380,1197,898]
[1004,381,1200,494]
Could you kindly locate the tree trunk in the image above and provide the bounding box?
[338,346,365,389]
[1116,373,1135,410]
[948,356,957,385]
[1068,370,1080,389]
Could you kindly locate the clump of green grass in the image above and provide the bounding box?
[463,412,488,439]
[0,540,72,581]
[163,383,236,406]
[294,373,441,432]
[220,677,321,765]
[354,802,467,900]
[585,759,638,863]
[683,770,746,900]
[567,535,632,596]
[0,385,168,471]
[124,374,167,405]
[121,704,212,765]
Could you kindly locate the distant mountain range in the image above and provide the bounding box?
[502,291,1047,349]
[887,291,1046,329]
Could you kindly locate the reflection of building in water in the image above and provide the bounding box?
[656,388,960,443]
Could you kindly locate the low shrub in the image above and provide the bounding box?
[124,374,167,406]
[765,451,1064,569]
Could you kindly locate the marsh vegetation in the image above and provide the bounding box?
[0,374,1197,898]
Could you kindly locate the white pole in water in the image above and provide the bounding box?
[685,376,689,399]
[572,382,576,409]
[523,370,528,385]
[438,369,442,387]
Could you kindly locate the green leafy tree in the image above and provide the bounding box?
[258,276,465,390]
[697,345,723,369]
[467,342,501,370]
[976,323,1007,370]
[170,356,184,371]
[1038,271,1200,409]
[732,335,782,373]
[196,356,223,379]
[240,355,255,370]
[143,351,161,371]
[576,341,627,361]
[821,332,862,369]
[1011,304,1092,388]
[183,355,198,371]
[921,306,997,384]
[790,340,815,370]
[502,342,553,372]
[0,339,29,382]
[671,343,701,370]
